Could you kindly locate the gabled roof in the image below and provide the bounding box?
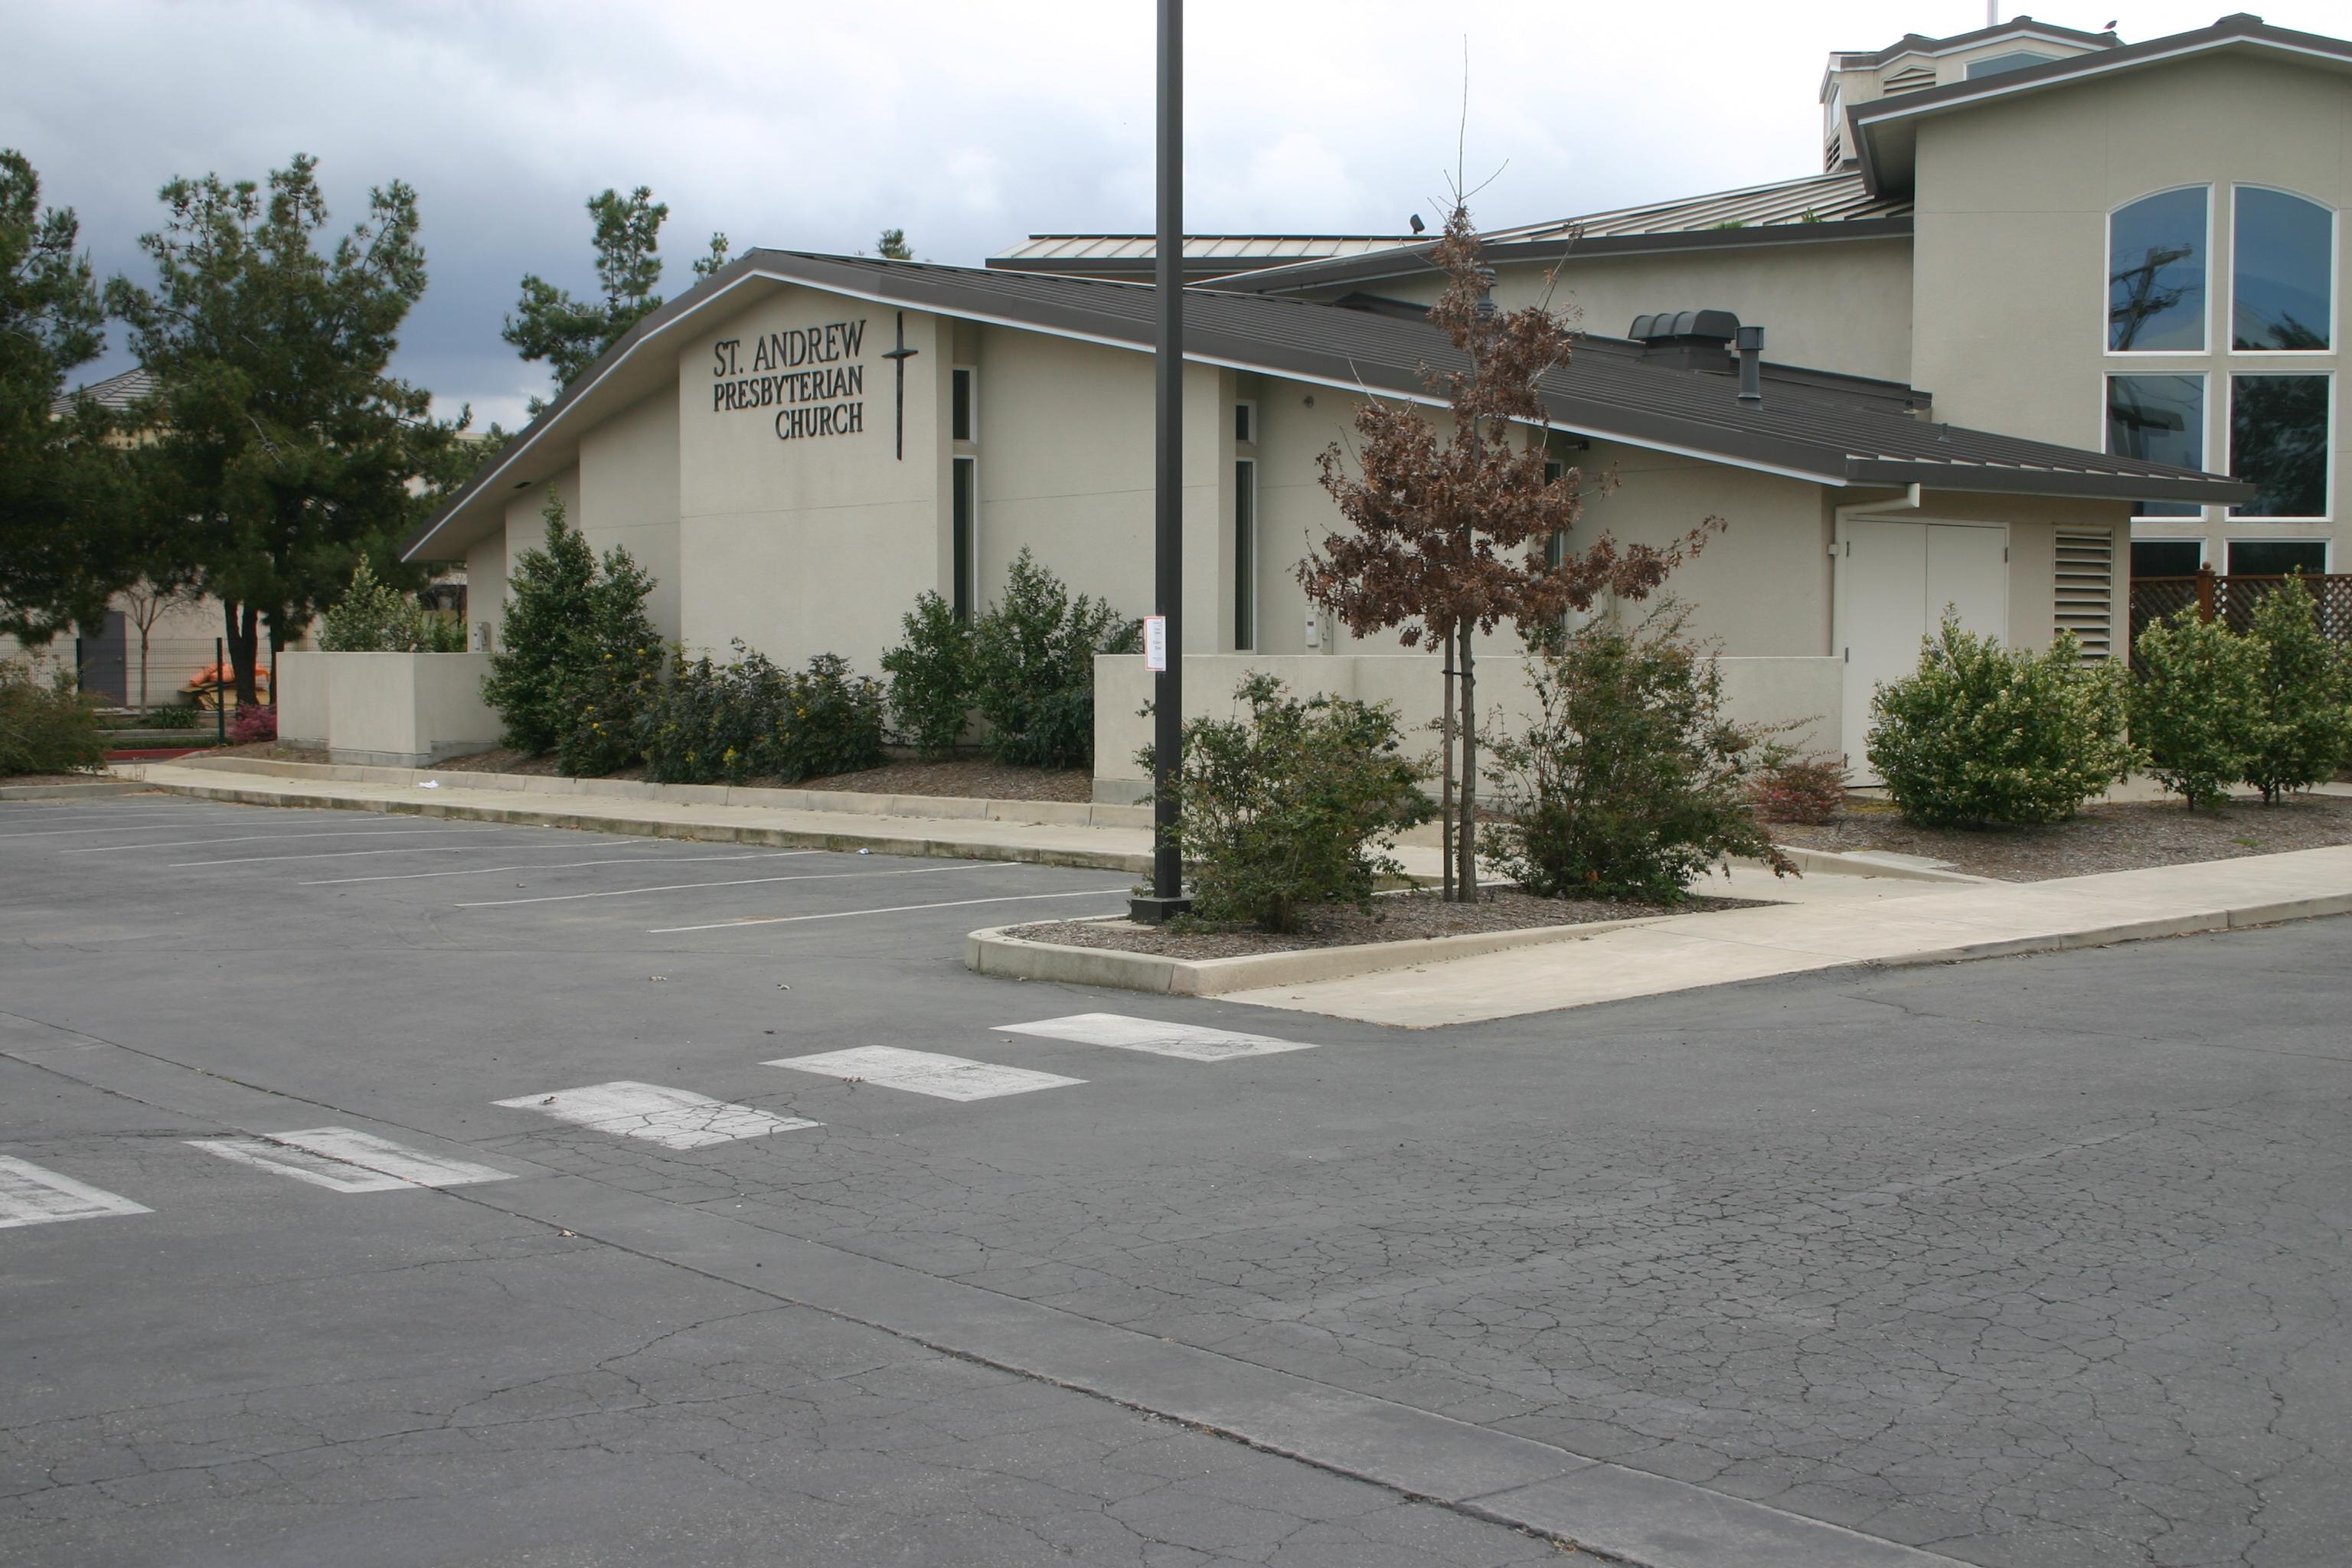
[989,233,1416,283]
[402,250,2246,561]
[1207,172,1913,297]
[1825,15,2118,76]
[1851,13,2352,195]
[50,364,155,417]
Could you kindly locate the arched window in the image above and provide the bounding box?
[2233,187,2333,351]
[2109,188,2208,351]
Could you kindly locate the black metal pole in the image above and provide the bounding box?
[214,636,227,746]
[1133,0,1191,923]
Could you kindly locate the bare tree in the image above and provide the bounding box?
[118,576,201,713]
[1298,206,1718,899]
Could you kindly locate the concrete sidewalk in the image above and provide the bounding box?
[1224,845,2352,1026]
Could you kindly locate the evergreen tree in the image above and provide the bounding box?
[482,489,596,753]
[876,227,913,260]
[0,150,137,642]
[106,153,465,704]
[504,185,729,410]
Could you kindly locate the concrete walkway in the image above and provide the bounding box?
[1225,845,2352,1026]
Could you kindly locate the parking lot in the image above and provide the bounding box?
[5,793,2349,1567]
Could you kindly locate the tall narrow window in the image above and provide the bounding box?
[2233,188,2333,351]
[951,456,977,621]
[951,368,975,443]
[1233,459,1256,651]
[2230,374,2330,518]
[2106,374,2204,518]
[1233,401,1256,445]
[2109,188,2208,351]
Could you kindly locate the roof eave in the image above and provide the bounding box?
[1844,458,2256,504]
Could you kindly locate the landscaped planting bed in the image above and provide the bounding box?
[433,747,1093,802]
[1008,887,1774,960]
[1777,793,2352,880]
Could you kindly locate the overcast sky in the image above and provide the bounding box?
[10,0,2345,430]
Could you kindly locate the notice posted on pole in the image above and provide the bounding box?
[1143,616,1168,672]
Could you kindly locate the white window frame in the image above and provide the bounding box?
[2103,184,2214,358]
[2224,537,2332,575]
[2226,369,2333,521]
[2101,371,2210,523]
[951,365,978,446]
[2227,185,2339,358]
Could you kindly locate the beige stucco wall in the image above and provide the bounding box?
[277,651,499,766]
[579,386,683,643]
[1909,52,2350,564]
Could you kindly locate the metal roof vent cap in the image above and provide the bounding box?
[1628,309,1741,372]
[1736,325,1764,403]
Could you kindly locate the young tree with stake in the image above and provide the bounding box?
[1298,206,1718,899]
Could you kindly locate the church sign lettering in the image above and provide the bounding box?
[710,318,867,440]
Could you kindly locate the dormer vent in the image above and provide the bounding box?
[1628,309,1742,372]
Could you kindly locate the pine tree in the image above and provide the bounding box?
[482,491,597,753]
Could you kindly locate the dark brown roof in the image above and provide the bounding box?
[403,252,2246,560]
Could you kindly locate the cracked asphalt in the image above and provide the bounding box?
[3,795,2347,1567]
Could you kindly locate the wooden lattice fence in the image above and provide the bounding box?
[2129,570,2352,669]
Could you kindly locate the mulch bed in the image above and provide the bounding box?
[1008,887,1771,961]
[1,772,116,786]
[204,741,329,763]
[1775,793,2352,881]
[430,749,1092,802]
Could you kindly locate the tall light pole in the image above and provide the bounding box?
[1132,0,1191,923]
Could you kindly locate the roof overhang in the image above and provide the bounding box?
[1851,15,2352,197]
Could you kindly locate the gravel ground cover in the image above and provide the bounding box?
[1776,792,2352,880]
[1009,887,1772,959]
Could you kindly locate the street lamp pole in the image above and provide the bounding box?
[1133,0,1191,923]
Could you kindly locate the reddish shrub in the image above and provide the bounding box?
[227,703,277,745]
[1749,750,1846,824]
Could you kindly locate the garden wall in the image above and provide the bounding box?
[276,652,500,767]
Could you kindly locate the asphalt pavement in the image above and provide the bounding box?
[3,795,2346,1568]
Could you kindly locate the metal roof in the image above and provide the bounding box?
[995,234,1415,264]
[1483,169,1908,243]
[50,365,155,417]
[403,251,2246,561]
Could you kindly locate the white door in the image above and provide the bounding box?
[1835,518,2009,779]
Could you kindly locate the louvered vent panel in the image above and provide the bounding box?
[2055,530,2116,659]
[1883,64,1937,94]
[1824,133,1843,172]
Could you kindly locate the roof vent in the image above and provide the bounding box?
[1628,309,1742,372]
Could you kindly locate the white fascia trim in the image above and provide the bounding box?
[1854,34,2346,135]
[411,263,1864,563]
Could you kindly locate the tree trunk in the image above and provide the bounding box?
[1438,643,1455,903]
[1455,620,1478,900]
[136,629,151,712]
[224,601,261,707]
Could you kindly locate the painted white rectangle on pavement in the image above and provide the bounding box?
[995,1012,1319,1061]
[495,1081,818,1148]
[767,1046,1083,1101]
[189,1129,513,1191]
[0,1155,152,1229]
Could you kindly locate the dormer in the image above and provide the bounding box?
[1819,15,2120,169]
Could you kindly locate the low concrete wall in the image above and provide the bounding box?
[279,651,500,767]
[1093,652,1841,802]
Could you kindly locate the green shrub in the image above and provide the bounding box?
[318,557,440,652]
[0,659,106,775]
[2241,575,2352,803]
[1155,674,1431,932]
[145,702,198,730]
[482,488,663,775]
[1868,616,2137,826]
[1484,603,1792,902]
[972,549,1138,769]
[641,645,884,786]
[880,591,973,760]
[2132,609,2262,808]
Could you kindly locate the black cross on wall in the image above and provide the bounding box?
[883,311,918,460]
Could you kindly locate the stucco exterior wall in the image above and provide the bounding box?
[579,386,683,644]
[1909,53,2350,563]
[276,651,499,766]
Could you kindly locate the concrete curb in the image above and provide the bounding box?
[168,754,1152,830]
[966,913,1688,995]
[132,776,1155,874]
[0,779,148,801]
[1864,889,2352,969]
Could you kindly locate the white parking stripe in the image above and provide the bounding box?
[302,848,822,887]
[68,828,504,854]
[190,1129,514,1191]
[0,1156,152,1228]
[649,885,1131,934]
[996,1013,1321,1061]
[495,1082,818,1148]
[454,861,990,909]
[172,839,600,867]
[0,815,239,839]
[769,1047,1083,1101]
